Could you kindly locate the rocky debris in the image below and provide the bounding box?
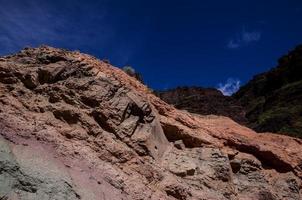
[159,176,192,200]
[0,46,301,199]
[164,150,197,177]
[157,87,247,125]
[234,44,302,138]
[229,151,301,200]
[174,140,186,150]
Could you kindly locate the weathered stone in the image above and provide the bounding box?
[0,137,81,200]
[160,176,192,200]
[22,72,39,89]
[174,140,186,150]
[0,46,301,200]
[164,150,197,177]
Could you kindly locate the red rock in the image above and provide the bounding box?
[0,46,301,200]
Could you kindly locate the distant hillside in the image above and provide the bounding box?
[234,45,302,138]
[156,87,247,125]
[157,45,302,138]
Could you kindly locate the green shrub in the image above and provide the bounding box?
[122,66,144,83]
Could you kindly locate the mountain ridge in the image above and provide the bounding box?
[234,44,302,137]
[0,46,301,199]
[156,86,247,125]
[157,45,302,138]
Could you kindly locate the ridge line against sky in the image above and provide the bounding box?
[0,0,301,93]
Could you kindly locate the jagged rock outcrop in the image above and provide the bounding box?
[234,45,302,138]
[0,46,301,200]
[156,87,247,125]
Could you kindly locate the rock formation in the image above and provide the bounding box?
[0,46,301,199]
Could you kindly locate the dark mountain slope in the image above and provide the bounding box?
[234,45,302,137]
[156,87,247,124]
[157,45,302,138]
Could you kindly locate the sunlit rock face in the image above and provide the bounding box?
[0,46,301,200]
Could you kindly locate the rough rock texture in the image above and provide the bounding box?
[0,46,301,200]
[234,45,302,138]
[157,87,247,125]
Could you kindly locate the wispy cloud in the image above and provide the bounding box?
[242,31,261,43]
[0,1,140,66]
[227,27,261,49]
[0,1,110,55]
[227,40,240,49]
[217,78,241,96]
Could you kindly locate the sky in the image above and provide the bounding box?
[0,0,302,95]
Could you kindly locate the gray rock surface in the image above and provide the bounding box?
[0,137,80,200]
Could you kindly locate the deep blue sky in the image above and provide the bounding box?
[0,0,301,93]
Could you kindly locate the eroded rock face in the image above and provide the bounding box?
[0,46,301,200]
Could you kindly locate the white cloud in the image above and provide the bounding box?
[227,40,240,49]
[242,31,261,43]
[227,27,261,49]
[217,78,241,96]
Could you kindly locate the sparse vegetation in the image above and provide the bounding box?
[234,45,302,138]
[122,66,144,83]
[102,59,110,64]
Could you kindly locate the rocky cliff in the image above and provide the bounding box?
[234,45,302,138]
[0,46,301,200]
[157,87,247,125]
